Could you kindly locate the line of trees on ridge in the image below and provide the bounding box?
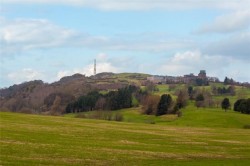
[65,86,140,113]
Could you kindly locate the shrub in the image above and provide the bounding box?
[75,113,86,118]
[176,111,182,117]
[234,98,250,114]
[221,98,230,112]
[145,119,155,124]
[114,112,123,122]
[141,95,160,115]
[19,107,33,114]
[243,125,250,129]
[102,111,113,121]
[195,93,205,108]
[176,89,189,109]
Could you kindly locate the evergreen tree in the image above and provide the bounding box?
[156,94,172,116]
[188,86,193,99]
[221,98,230,112]
[234,99,244,112]
[234,98,250,114]
[224,77,229,85]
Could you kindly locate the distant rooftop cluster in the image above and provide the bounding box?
[147,70,219,85]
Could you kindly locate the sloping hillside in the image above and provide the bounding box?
[0,73,149,114]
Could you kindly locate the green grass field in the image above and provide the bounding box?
[1,108,250,165]
[155,84,250,104]
[68,105,250,128]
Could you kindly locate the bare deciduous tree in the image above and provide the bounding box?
[176,89,189,109]
[141,95,160,115]
[95,97,106,110]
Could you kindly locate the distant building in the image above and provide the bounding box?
[147,76,165,84]
[183,73,196,83]
[147,70,219,85]
[198,70,206,78]
[165,76,181,83]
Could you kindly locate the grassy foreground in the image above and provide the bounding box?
[1,111,250,165]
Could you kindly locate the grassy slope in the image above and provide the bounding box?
[1,111,250,165]
[168,105,250,128]
[1,82,250,165]
[155,84,250,103]
[114,73,150,85]
[71,105,250,129]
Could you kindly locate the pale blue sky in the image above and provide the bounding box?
[1,0,250,87]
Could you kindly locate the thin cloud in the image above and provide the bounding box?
[156,50,250,82]
[0,17,195,57]
[0,18,78,56]
[197,10,250,34]
[158,50,232,79]
[2,0,250,11]
[204,32,250,61]
[7,68,44,84]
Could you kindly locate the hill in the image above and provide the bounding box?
[1,72,249,115]
[1,111,250,165]
[0,73,149,114]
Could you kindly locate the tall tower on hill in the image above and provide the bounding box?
[94,59,96,76]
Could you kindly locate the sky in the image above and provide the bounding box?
[1,0,250,88]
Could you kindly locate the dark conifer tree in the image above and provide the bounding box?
[221,98,230,112]
[156,94,172,116]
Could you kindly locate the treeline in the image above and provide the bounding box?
[195,78,209,86]
[65,86,139,113]
[65,85,185,117]
[65,84,250,116]
[224,77,235,85]
[211,85,235,95]
[141,91,187,116]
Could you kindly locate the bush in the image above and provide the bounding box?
[92,111,112,121]
[114,112,123,122]
[132,96,139,107]
[75,113,86,118]
[104,111,113,121]
[176,111,182,117]
[243,125,250,129]
[19,107,33,114]
[145,119,155,124]
[195,93,205,108]
[234,99,245,112]
[176,89,189,109]
[82,111,123,122]
[141,95,160,115]
[221,98,230,112]
[234,98,250,114]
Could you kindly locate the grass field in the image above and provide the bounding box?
[155,84,250,104]
[1,110,250,165]
[1,83,249,165]
[68,105,250,128]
